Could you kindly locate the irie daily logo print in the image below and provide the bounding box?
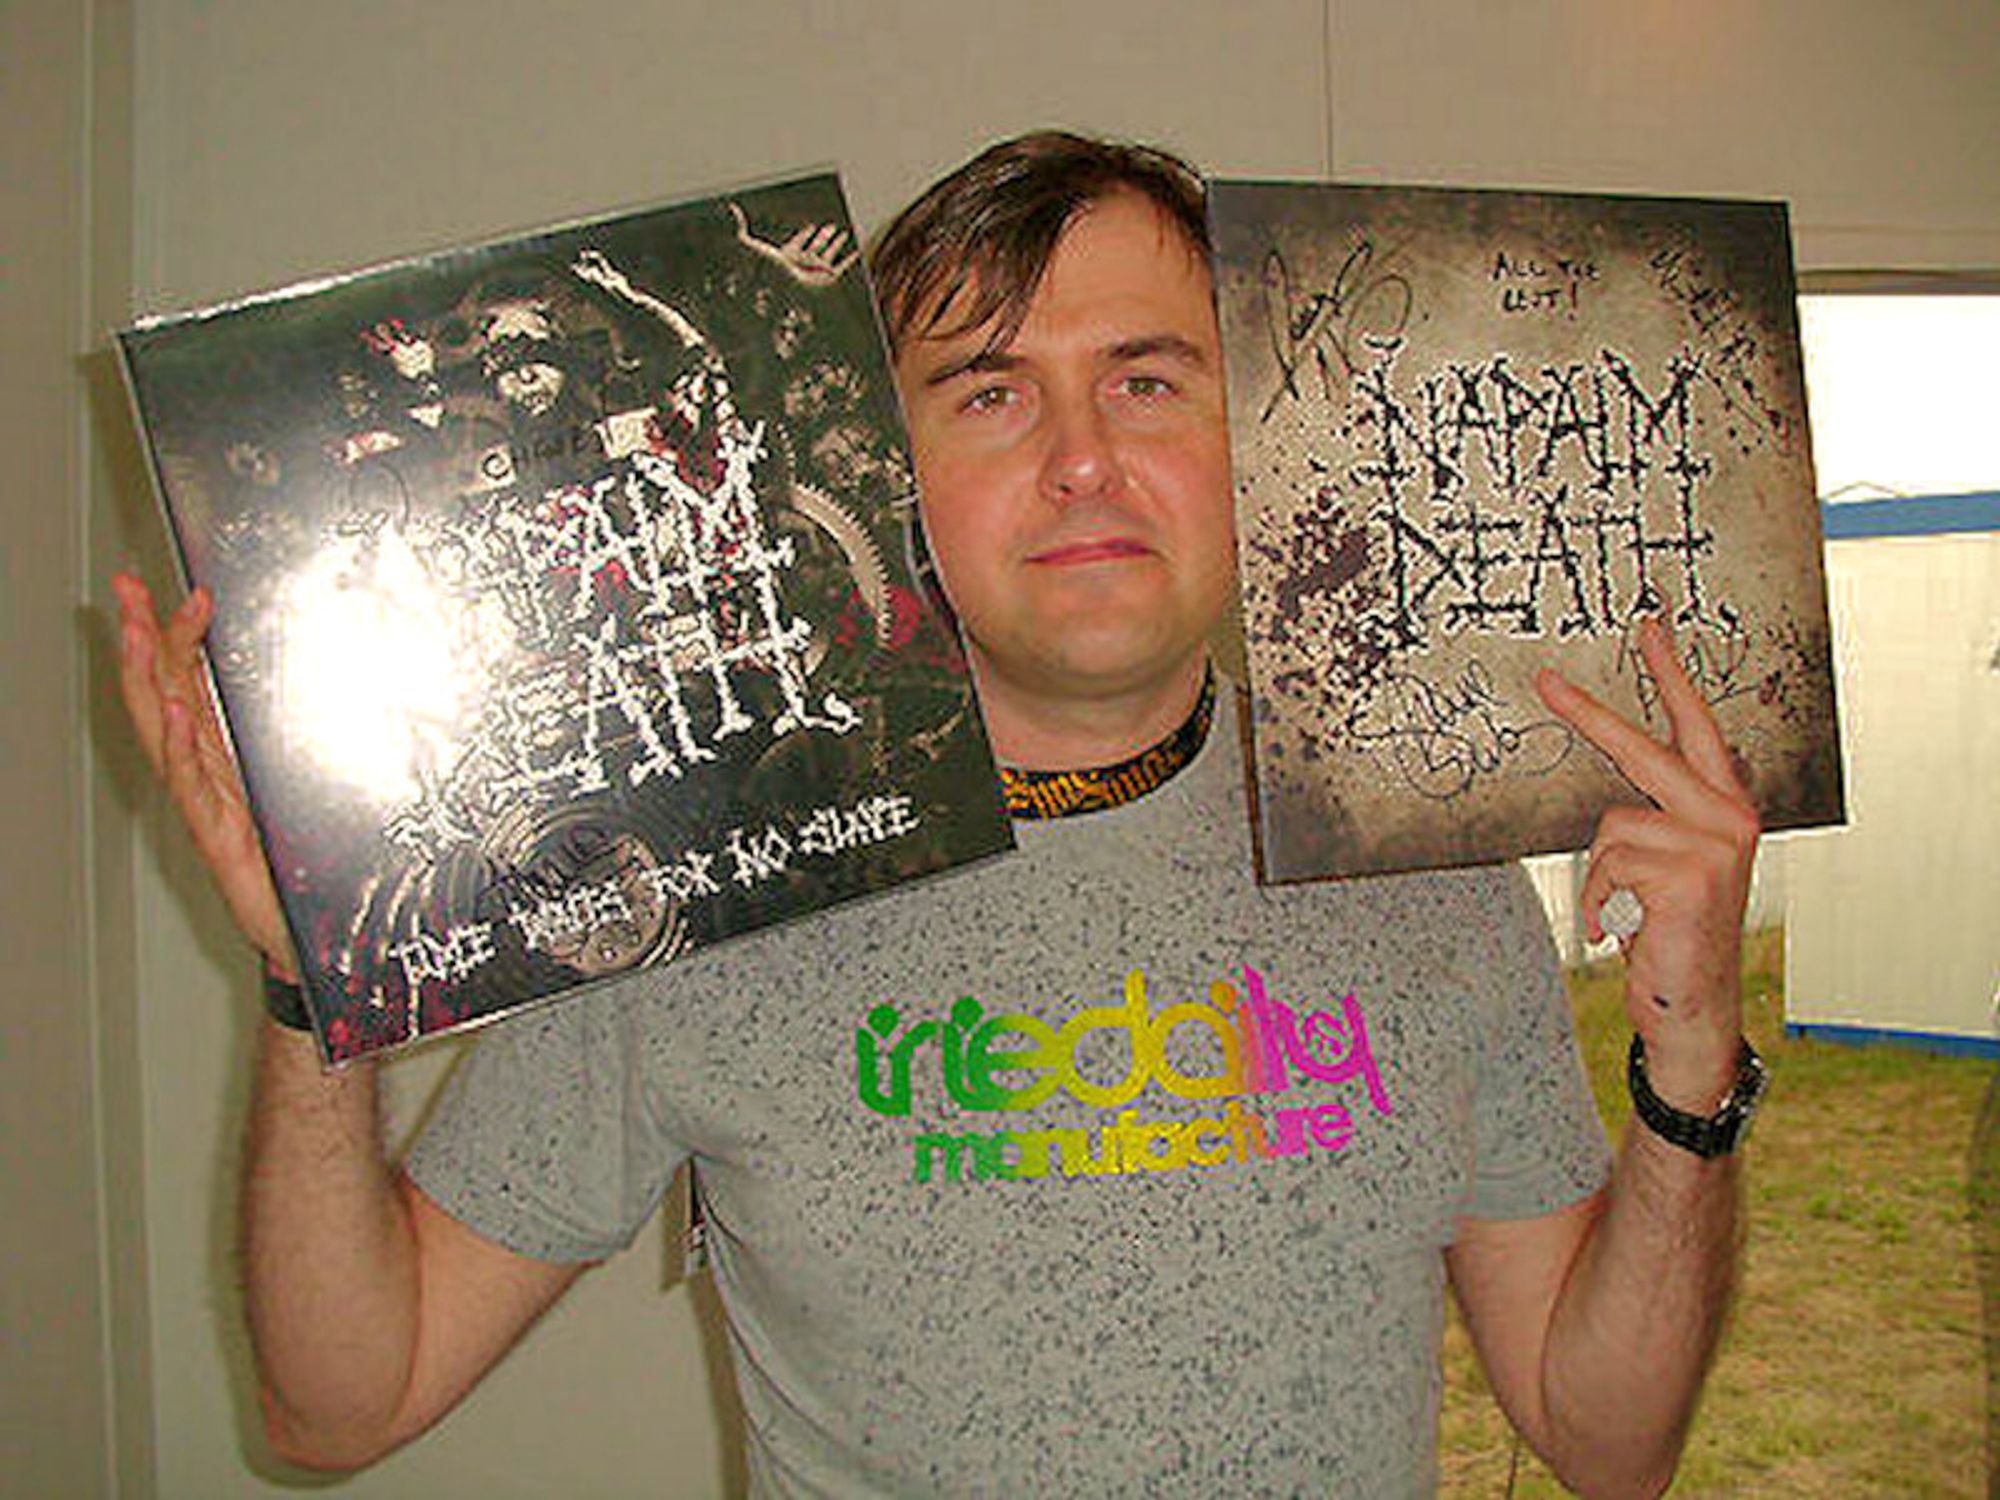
[854,966,1393,1184]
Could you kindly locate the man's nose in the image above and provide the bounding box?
[1038,394,1120,504]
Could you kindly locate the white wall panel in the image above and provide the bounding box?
[1326,0,2000,269]
[134,0,1329,314]
[1787,533,2000,1043]
[2,1,118,1493]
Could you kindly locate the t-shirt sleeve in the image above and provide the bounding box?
[1461,864,1613,1222]
[403,985,686,1263]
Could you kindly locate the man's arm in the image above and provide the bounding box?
[244,1023,581,1470]
[115,574,580,1469]
[1449,1139,1737,1497]
[1450,615,1759,1499]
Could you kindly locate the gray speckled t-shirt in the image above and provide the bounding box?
[407,694,1610,1498]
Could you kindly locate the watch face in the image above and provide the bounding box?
[1727,1049,1771,1146]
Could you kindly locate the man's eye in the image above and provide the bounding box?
[1121,373,1175,399]
[960,385,1015,414]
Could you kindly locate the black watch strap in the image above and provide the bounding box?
[1626,1035,1767,1159]
[261,969,315,1033]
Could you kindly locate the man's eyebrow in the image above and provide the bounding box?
[919,349,1023,389]
[1108,333,1211,366]
[919,333,1210,389]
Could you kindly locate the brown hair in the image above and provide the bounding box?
[870,130,1208,355]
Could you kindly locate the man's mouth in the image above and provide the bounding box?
[1027,537,1153,566]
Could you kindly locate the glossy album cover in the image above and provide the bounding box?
[121,174,1012,1062]
[1209,179,1843,881]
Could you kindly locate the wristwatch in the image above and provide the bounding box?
[261,967,315,1032]
[1626,1035,1767,1159]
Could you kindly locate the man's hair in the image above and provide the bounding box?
[870,130,1208,355]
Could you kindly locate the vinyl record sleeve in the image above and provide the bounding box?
[1209,179,1844,882]
[120,173,1013,1063]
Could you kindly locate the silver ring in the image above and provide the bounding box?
[1601,887,1645,942]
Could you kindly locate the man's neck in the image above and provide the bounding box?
[973,651,1211,772]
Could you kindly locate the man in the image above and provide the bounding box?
[115,130,1760,1496]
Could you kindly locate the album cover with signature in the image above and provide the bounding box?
[120,173,1013,1064]
[1208,179,1843,882]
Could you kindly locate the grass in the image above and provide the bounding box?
[1439,928,1997,1498]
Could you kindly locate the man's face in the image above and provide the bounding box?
[894,193,1235,716]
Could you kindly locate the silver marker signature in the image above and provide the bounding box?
[1341,659,1574,801]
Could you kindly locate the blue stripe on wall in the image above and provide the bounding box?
[1821,490,2000,540]
[1786,1020,2000,1060]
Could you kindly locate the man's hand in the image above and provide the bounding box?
[113,571,299,982]
[1535,615,1761,1111]
[727,201,859,287]
[1451,616,1758,1496]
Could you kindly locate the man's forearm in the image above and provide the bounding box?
[241,1019,420,1469]
[1541,1125,1740,1498]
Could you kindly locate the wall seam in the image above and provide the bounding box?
[78,0,118,1487]
[81,0,153,1492]
[1321,0,1335,175]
